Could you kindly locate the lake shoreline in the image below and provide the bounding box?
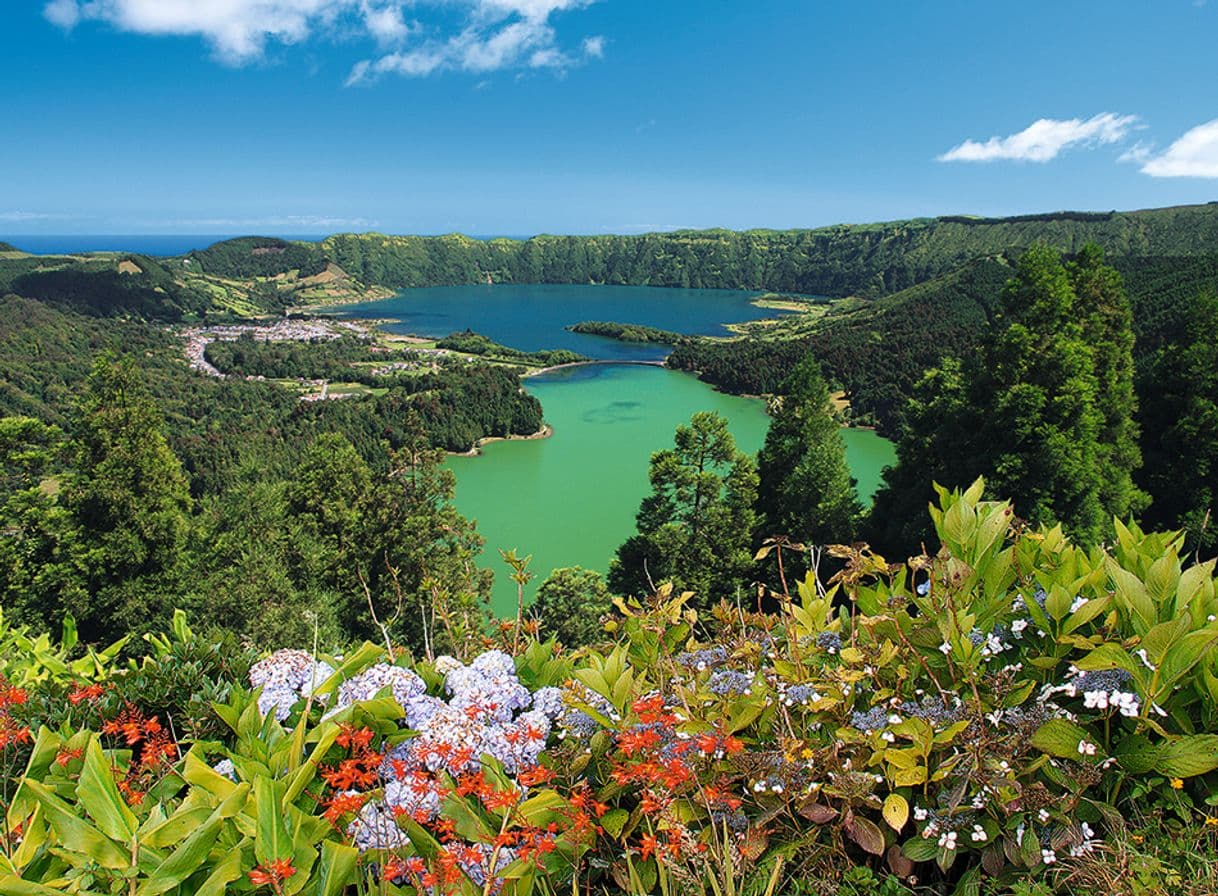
[448,424,555,457]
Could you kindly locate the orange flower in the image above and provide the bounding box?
[68,683,106,705]
[249,857,297,891]
[639,833,658,862]
[55,747,84,768]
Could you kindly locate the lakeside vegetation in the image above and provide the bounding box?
[3,204,1218,893]
[567,320,688,344]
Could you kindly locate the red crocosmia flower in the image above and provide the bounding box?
[335,724,375,752]
[249,857,297,891]
[722,735,745,755]
[55,747,84,768]
[68,683,106,705]
[323,791,368,824]
[696,734,719,755]
[481,786,520,811]
[516,765,556,787]
[639,833,658,862]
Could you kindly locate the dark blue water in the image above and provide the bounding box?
[331,283,787,361]
[0,235,331,256]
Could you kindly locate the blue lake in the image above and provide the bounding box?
[332,283,788,361]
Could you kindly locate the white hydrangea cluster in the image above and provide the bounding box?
[248,649,336,721]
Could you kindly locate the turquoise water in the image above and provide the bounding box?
[446,364,896,612]
[332,283,788,361]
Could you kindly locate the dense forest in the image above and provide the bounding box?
[155,203,1218,300]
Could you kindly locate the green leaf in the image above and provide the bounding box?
[1158,630,1218,693]
[191,845,246,896]
[78,739,138,843]
[600,808,629,839]
[312,841,358,896]
[953,867,981,896]
[1107,559,1156,634]
[23,778,128,870]
[1157,735,1218,778]
[254,777,291,864]
[902,836,938,862]
[137,818,224,896]
[1114,735,1161,775]
[1030,719,1094,760]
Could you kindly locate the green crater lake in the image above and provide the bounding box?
[447,364,895,612]
[337,284,896,613]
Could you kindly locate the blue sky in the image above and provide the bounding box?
[1,0,1216,235]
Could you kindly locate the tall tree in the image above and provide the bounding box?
[0,416,80,626]
[1069,243,1146,521]
[63,356,193,640]
[1138,291,1218,553]
[869,245,1133,552]
[609,411,757,604]
[755,354,861,551]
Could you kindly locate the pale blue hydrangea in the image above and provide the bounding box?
[336,664,426,709]
[348,801,411,851]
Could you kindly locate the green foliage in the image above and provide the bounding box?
[434,329,587,367]
[188,237,328,280]
[531,567,611,648]
[568,321,687,345]
[870,245,1139,552]
[609,411,758,604]
[318,203,1218,298]
[62,355,194,642]
[1137,290,1218,554]
[755,354,861,555]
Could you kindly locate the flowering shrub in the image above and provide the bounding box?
[1,480,1218,895]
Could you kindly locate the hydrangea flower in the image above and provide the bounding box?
[249,650,336,720]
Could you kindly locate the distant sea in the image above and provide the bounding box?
[0,234,535,256]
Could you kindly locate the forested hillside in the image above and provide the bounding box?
[330,204,1218,295]
[172,203,1218,300]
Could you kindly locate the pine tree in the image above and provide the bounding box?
[755,354,861,551]
[869,245,1138,552]
[1069,243,1147,521]
[1139,291,1218,553]
[64,355,193,640]
[609,411,757,603]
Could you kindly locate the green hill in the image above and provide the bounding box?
[305,203,1218,298]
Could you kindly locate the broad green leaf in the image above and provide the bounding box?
[902,837,938,862]
[1157,735,1218,778]
[600,808,629,839]
[312,841,358,896]
[78,738,138,843]
[23,779,129,870]
[1114,735,1160,774]
[254,776,291,864]
[1158,630,1218,692]
[137,818,224,896]
[1030,719,1095,760]
[191,845,246,896]
[1107,559,1155,634]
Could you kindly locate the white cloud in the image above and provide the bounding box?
[347,1,601,83]
[165,214,377,229]
[1140,119,1218,178]
[939,113,1139,163]
[0,211,65,222]
[44,0,603,76]
[581,34,604,58]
